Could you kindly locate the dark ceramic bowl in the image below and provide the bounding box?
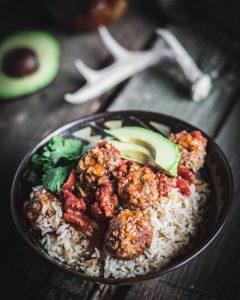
[11,111,233,284]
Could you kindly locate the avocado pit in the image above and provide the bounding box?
[2,47,39,78]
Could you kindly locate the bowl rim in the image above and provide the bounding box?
[11,110,234,285]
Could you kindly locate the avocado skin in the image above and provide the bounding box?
[106,126,180,177]
[0,31,61,99]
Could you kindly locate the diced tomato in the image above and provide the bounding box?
[191,130,202,139]
[90,203,106,220]
[64,190,86,212]
[96,182,118,218]
[97,141,108,149]
[177,177,191,196]
[64,211,93,232]
[71,198,86,211]
[191,130,207,145]
[157,173,176,197]
[64,189,77,203]
[178,165,195,183]
[62,170,76,190]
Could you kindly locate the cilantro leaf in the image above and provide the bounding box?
[45,136,82,165]
[42,166,72,192]
[32,153,54,172]
[32,153,46,167]
[51,136,82,158]
[30,135,83,192]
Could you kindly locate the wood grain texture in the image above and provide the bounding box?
[203,98,240,300]
[0,2,157,300]
[129,94,240,300]
[2,1,240,300]
[107,21,240,300]
[109,22,240,136]
[125,279,214,300]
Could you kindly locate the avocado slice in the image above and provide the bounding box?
[108,140,155,164]
[105,126,180,176]
[0,31,60,99]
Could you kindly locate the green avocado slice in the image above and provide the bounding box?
[105,126,180,176]
[0,31,60,99]
[107,140,155,164]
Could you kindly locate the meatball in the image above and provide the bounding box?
[24,188,61,222]
[118,162,159,210]
[78,141,121,189]
[169,130,207,172]
[105,209,153,259]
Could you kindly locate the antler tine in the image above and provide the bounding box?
[74,59,99,83]
[156,29,201,81]
[156,28,212,102]
[98,26,130,60]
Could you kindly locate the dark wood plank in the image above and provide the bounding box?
[107,21,240,300]
[0,2,158,300]
[193,97,240,300]
[2,2,239,299]
[109,22,240,136]
[35,271,94,300]
[125,279,213,300]
[160,93,240,300]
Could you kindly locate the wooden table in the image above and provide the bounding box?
[1,2,240,299]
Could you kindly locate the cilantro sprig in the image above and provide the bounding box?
[30,136,82,192]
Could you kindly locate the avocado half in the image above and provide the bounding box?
[0,31,60,99]
[106,126,180,177]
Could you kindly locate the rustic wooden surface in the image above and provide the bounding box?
[1,1,240,299]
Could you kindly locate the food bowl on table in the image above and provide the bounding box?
[11,111,233,284]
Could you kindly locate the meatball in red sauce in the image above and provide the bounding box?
[169,130,207,172]
[78,141,121,190]
[105,209,153,259]
[24,189,61,223]
[117,162,159,210]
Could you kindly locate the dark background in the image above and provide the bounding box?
[2,0,240,38]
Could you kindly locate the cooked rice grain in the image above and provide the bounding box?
[32,183,209,278]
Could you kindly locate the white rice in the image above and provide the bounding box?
[32,183,209,279]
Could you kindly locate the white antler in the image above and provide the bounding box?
[98,26,130,60]
[65,27,168,104]
[65,27,212,104]
[74,60,99,83]
[156,29,212,102]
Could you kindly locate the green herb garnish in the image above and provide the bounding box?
[42,166,72,192]
[30,136,82,192]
